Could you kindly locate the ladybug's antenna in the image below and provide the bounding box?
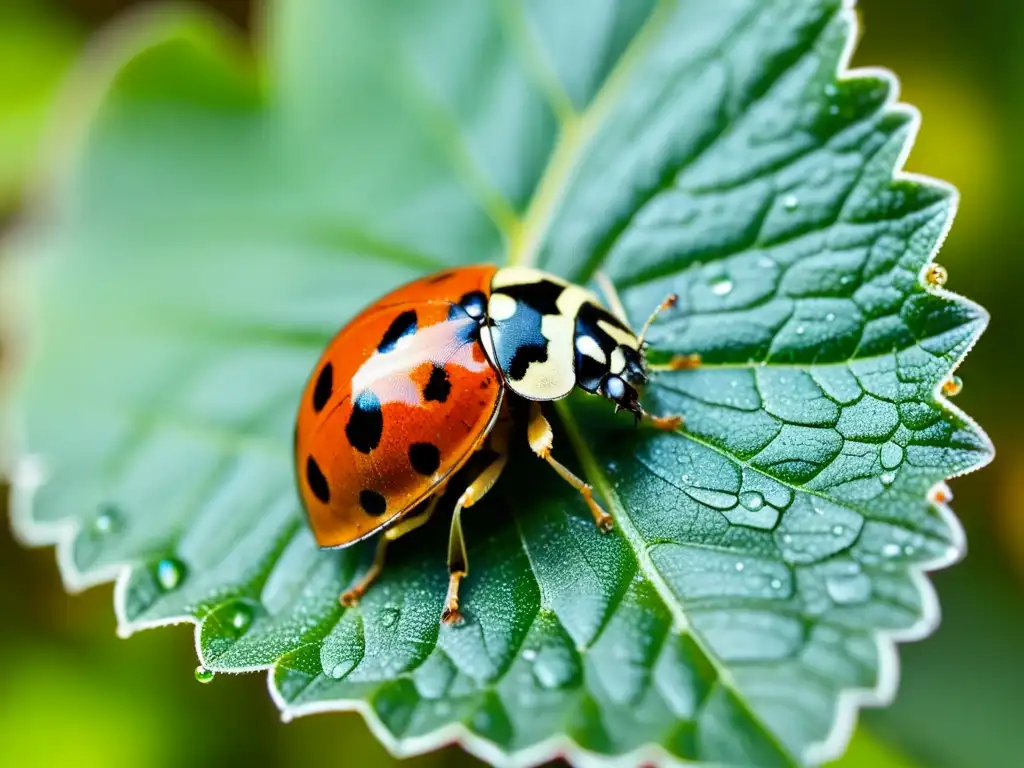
[594,272,629,325]
[637,293,678,347]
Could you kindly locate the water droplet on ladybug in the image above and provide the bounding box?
[194,665,214,684]
[924,264,948,287]
[942,375,963,396]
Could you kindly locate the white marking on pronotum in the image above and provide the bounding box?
[574,334,605,363]
[487,292,517,322]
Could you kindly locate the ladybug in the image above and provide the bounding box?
[294,265,685,624]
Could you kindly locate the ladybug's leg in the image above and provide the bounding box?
[646,353,702,373]
[527,402,613,533]
[441,422,511,625]
[340,494,441,608]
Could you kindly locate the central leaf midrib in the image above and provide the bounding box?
[554,400,801,767]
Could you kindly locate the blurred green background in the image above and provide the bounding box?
[0,1,1020,766]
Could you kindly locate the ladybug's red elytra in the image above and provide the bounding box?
[294,265,686,624]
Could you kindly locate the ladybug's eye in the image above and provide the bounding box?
[603,375,626,401]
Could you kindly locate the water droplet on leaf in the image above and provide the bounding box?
[194,665,214,684]
[92,505,125,536]
[155,558,186,591]
[735,561,745,572]
[380,608,400,629]
[330,657,358,680]
[825,574,871,605]
[739,491,764,511]
[783,194,799,210]
[710,277,734,296]
[882,543,901,558]
[880,442,903,471]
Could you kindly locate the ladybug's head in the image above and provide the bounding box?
[599,345,649,423]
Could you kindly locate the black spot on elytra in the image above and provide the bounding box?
[408,442,441,475]
[359,489,387,516]
[312,362,333,413]
[496,280,564,315]
[423,365,451,403]
[305,456,330,503]
[346,391,383,453]
[378,310,418,354]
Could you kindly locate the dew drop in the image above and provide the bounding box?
[924,264,948,287]
[155,558,186,591]
[828,104,840,115]
[522,649,538,662]
[330,657,358,680]
[194,665,214,684]
[735,561,745,572]
[739,491,765,511]
[881,471,896,487]
[380,608,400,629]
[904,544,916,556]
[825,312,836,323]
[782,534,793,545]
[795,325,806,335]
[531,649,576,690]
[92,505,125,536]
[770,578,783,590]
[229,603,253,634]
[825,574,871,605]
[824,84,838,97]
[942,375,963,397]
[880,442,904,471]
[882,543,901,558]
[783,194,799,210]
[757,256,775,269]
[710,278,734,296]
[832,525,845,536]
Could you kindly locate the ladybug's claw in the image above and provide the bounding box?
[441,607,465,625]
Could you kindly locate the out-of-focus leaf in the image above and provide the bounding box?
[5,2,990,766]
[0,4,81,212]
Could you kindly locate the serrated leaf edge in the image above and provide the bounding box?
[1,2,994,768]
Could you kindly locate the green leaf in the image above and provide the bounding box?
[0,2,81,213]
[4,2,991,766]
